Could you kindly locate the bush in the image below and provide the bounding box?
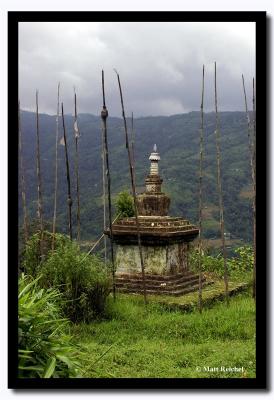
[189,249,224,277]
[115,191,135,218]
[40,240,111,322]
[22,231,71,277]
[189,245,254,280]
[227,246,254,278]
[22,232,112,322]
[18,274,81,378]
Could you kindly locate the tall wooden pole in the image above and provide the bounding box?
[242,75,256,299]
[101,70,116,300]
[101,108,107,266]
[115,70,147,305]
[102,120,107,266]
[130,112,136,172]
[198,65,205,313]
[18,101,29,244]
[252,78,256,299]
[61,103,73,240]
[214,62,229,304]
[52,83,60,250]
[35,91,44,256]
[242,75,255,171]
[74,88,81,241]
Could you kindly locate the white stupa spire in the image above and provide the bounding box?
[149,144,160,175]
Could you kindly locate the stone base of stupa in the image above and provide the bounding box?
[115,242,189,275]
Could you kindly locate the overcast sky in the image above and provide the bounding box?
[19,21,255,117]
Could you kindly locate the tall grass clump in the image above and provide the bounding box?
[18,274,81,378]
[22,232,111,322]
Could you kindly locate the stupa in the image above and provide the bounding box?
[106,145,211,296]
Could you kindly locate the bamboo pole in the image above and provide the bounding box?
[101,107,107,266]
[73,88,81,241]
[242,74,256,299]
[130,112,136,172]
[252,78,256,299]
[114,70,147,305]
[198,65,205,313]
[18,100,29,244]
[101,70,116,300]
[35,91,44,257]
[214,62,229,304]
[242,75,255,169]
[52,83,60,250]
[61,103,73,240]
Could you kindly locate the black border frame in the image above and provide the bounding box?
[8,10,267,390]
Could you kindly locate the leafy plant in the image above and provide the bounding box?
[115,191,135,218]
[19,219,57,272]
[22,231,71,277]
[189,249,224,277]
[37,239,111,322]
[18,274,81,378]
[227,246,254,279]
[189,245,254,280]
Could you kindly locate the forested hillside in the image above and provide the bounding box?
[19,110,253,243]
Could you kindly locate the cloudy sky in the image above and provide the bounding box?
[19,21,255,117]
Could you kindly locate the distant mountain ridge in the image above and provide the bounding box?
[19,110,253,243]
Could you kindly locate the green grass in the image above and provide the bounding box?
[72,293,255,378]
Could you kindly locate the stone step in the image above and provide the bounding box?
[117,281,214,297]
[115,277,206,291]
[115,273,202,286]
[116,271,197,282]
[162,281,214,296]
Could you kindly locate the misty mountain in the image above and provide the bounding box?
[19,110,253,243]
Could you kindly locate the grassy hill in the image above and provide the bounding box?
[19,110,253,243]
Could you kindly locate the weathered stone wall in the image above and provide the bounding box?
[115,243,189,275]
[136,193,170,216]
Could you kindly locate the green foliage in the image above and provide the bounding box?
[18,219,52,268]
[189,245,254,280]
[227,246,254,279]
[22,231,71,277]
[18,274,81,378]
[115,191,135,218]
[42,241,110,322]
[22,232,111,322]
[189,250,224,277]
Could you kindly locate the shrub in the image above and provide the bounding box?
[38,240,111,322]
[18,274,81,378]
[227,246,254,279]
[22,231,71,277]
[115,191,135,218]
[189,245,254,280]
[189,249,224,277]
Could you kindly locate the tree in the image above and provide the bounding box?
[115,191,135,218]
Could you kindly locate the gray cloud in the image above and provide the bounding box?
[19,21,255,117]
